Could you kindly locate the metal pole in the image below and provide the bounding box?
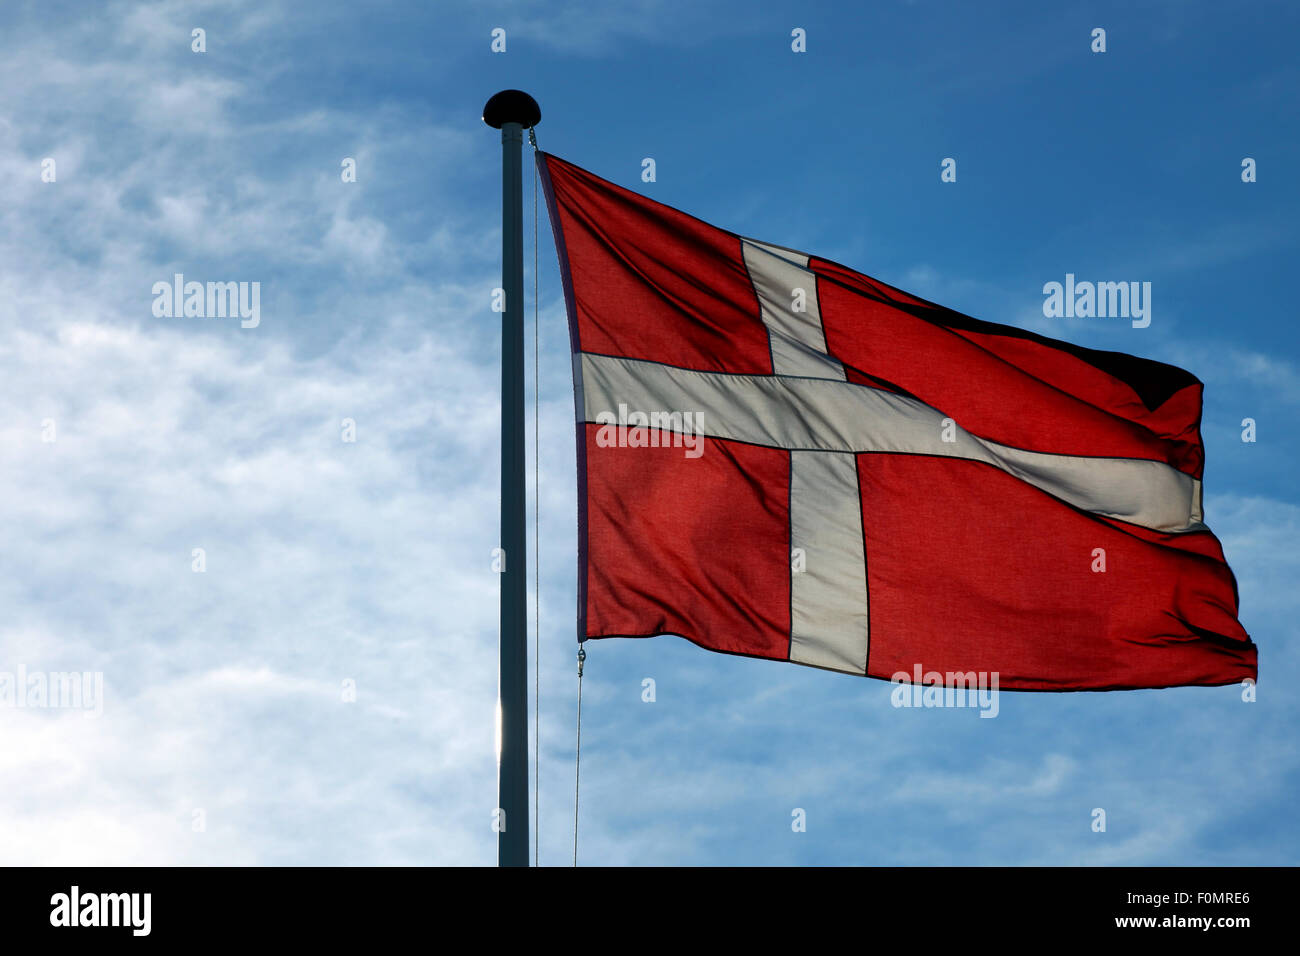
[482,90,540,868]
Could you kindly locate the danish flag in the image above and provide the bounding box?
[539,152,1257,691]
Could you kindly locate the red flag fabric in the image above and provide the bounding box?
[538,151,1257,691]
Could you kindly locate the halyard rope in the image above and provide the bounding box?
[530,127,540,868]
[574,644,585,866]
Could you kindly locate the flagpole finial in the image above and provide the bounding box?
[483,90,541,129]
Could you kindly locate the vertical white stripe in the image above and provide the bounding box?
[789,450,869,674]
[743,237,869,673]
[742,239,846,381]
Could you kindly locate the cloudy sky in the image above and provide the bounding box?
[0,0,1295,865]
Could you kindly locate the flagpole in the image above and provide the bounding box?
[483,89,541,868]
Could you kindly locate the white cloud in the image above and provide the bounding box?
[0,296,518,862]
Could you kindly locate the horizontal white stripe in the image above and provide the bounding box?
[579,352,1203,534]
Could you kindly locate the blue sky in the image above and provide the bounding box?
[0,0,1295,865]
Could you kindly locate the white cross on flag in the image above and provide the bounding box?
[538,152,1256,691]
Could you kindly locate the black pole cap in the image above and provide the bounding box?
[482,90,541,129]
